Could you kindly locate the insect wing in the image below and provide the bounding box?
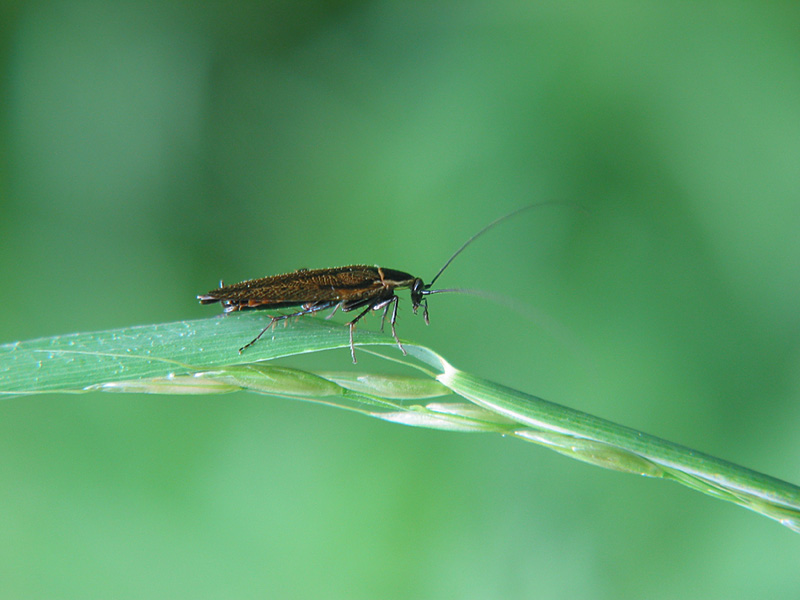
[199,265,390,310]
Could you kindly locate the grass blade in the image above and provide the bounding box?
[0,314,395,395]
[437,364,800,533]
[2,316,799,532]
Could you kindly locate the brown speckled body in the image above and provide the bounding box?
[198,265,428,362]
[198,265,416,311]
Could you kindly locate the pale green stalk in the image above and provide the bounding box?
[1,313,799,532]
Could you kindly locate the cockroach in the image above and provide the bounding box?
[198,204,552,362]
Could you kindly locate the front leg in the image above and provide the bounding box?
[369,296,404,355]
[343,294,404,362]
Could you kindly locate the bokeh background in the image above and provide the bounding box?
[2,1,800,598]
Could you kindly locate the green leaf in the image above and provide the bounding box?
[2,315,799,533]
[0,313,395,395]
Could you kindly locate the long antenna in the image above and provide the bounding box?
[426,201,571,289]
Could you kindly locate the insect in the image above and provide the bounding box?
[198,204,550,362]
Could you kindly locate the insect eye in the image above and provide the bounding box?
[410,278,425,306]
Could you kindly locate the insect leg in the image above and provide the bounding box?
[368,296,405,355]
[387,295,406,355]
[379,303,390,332]
[346,304,375,363]
[339,293,402,362]
[239,318,280,353]
[238,301,336,353]
[325,302,340,320]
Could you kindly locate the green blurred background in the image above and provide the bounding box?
[2,1,800,597]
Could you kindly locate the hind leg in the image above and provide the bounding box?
[239,301,337,353]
